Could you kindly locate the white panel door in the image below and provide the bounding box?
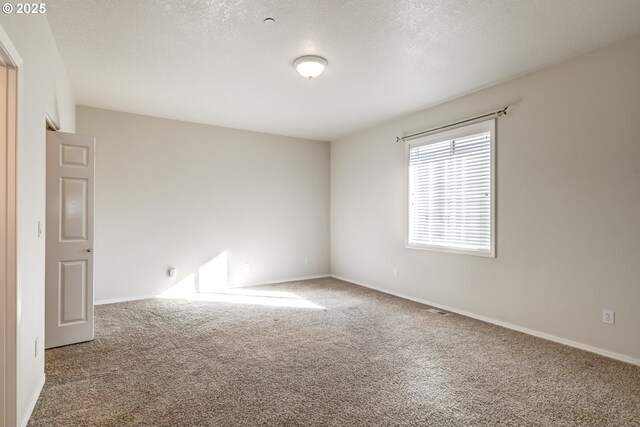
[46,131,95,349]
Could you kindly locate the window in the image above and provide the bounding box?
[407,119,495,257]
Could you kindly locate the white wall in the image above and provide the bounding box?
[0,16,75,426]
[76,107,330,302]
[331,36,640,363]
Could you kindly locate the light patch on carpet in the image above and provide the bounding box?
[158,287,324,309]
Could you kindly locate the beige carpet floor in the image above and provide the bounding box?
[29,277,640,426]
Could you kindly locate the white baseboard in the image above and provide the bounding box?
[94,274,331,305]
[229,274,331,289]
[95,294,157,305]
[331,275,640,367]
[20,373,45,427]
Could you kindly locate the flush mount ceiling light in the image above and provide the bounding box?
[293,55,328,79]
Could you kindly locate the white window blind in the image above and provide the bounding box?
[408,119,495,257]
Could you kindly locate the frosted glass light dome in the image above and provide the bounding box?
[294,55,328,79]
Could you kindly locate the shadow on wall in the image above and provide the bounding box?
[158,251,323,309]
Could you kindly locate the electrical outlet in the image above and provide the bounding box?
[602,309,615,325]
[393,268,398,278]
[244,263,250,270]
[304,257,308,265]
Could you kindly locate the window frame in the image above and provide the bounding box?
[405,118,496,258]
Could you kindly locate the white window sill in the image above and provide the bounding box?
[406,243,495,258]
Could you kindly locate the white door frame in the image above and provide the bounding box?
[0,25,22,427]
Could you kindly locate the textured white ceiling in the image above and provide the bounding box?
[46,0,640,141]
